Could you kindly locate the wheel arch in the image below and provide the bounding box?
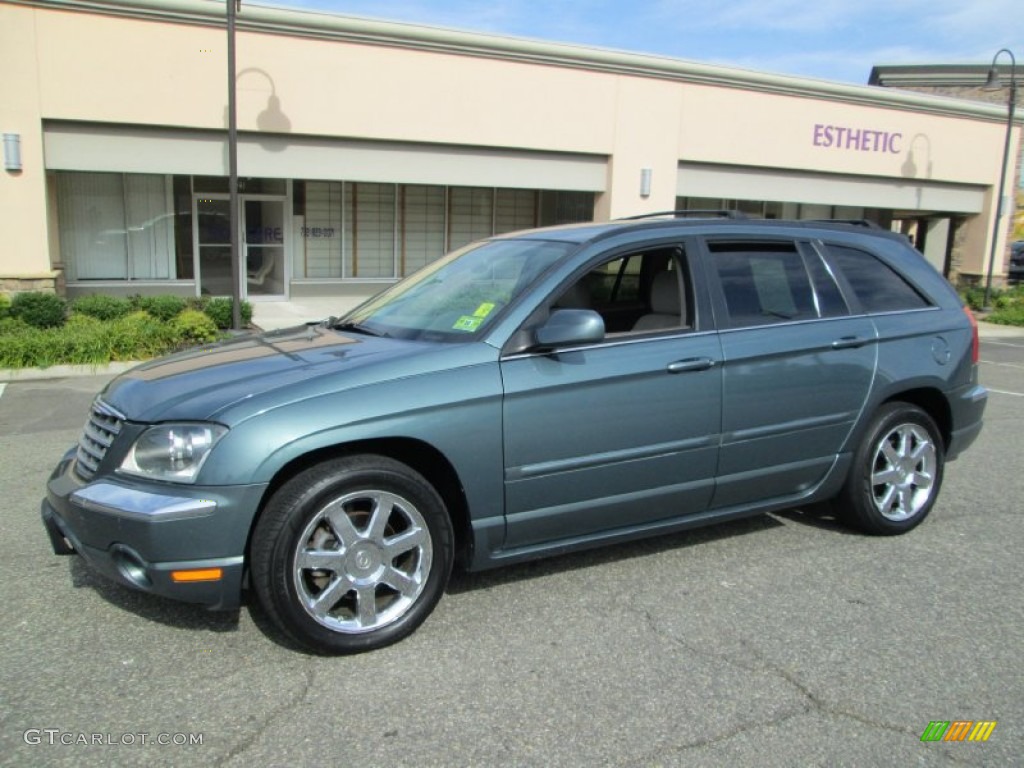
[245,437,473,572]
[880,386,952,450]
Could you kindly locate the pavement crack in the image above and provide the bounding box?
[213,664,316,766]
[621,607,916,762]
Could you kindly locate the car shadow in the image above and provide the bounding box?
[446,510,805,595]
[67,557,242,633]
[64,502,855,651]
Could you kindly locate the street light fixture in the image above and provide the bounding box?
[226,0,243,330]
[981,48,1017,310]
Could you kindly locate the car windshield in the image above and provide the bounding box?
[337,238,574,341]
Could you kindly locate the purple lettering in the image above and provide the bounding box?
[812,124,906,154]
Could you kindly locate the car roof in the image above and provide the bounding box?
[492,214,911,248]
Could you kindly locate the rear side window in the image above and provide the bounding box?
[826,245,930,313]
[708,241,817,327]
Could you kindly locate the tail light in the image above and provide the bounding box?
[963,305,980,365]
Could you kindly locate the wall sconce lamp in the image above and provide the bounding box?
[640,168,652,198]
[3,133,21,172]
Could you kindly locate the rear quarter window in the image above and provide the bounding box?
[825,244,930,313]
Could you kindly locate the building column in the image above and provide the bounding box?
[593,77,683,221]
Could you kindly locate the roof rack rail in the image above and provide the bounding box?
[806,219,884,230]
[617,209,749,221]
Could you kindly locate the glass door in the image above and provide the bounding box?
[194,195,234,296]
[244,198,287,298]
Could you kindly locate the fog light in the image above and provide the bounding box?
[112,547,151,588]
[171,568,223,583]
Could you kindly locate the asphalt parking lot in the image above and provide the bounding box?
[1,334,1022,767]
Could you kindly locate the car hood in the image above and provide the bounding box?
[101,324,485,423]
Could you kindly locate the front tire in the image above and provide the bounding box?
[251,455,454,654]
[837,403,944,535]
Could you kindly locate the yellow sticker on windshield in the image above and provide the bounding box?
[473,302,496,318]
[453,315,483,332]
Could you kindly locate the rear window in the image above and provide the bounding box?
[826,245,930,313]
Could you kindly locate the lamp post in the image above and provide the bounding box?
[226,0,243,330]
[981,48,1017,310]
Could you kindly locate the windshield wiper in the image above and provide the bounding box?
[332,321,389,338]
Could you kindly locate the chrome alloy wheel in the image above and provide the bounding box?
[869,423,938,522]
[292,490,433,634]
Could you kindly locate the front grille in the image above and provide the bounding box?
[75,400,125,480]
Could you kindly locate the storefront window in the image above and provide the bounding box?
[291,182,593,280]
[57,171,176,281]
[345,182,396,278]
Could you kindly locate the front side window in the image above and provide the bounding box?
[825,244,930,313]
[708,241,817,327]
[550,246,690,335]
[340,239,573,341]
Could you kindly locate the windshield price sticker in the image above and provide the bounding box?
[452,316,484,332]
[473,302,496,318]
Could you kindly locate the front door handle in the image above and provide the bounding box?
[831,336,867,350]
[667,357,715,373]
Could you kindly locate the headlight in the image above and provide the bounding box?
[120,423,228,483]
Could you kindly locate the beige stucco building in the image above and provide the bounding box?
[1,0,1020,304]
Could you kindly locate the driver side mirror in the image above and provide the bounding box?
[533,309,605,349]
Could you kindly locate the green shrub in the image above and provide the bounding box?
[171,309,219,345]
[71,294,132,322]
[9,292,66,329]
[0,294,10,319]
[131,294,188,322]
[203,297,253,329]
[65,312,103,328]
[987,302,1024,327]
[0,316,28,335]
[107,311,175,360]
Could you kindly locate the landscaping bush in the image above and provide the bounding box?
[987,302,1024,326]
[202,297,253,329]
[9,292,66,329]
[107,311,176,360]
[130,294,188,322]
[0,294,10,319]
[171,309,219,345]
[71,294,132,322]
[0,316,28,334]
[0,292,258,369]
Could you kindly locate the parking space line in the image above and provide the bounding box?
[988,388,1024,397]
[982,340,1024,348]
[0,383,5,400]
[980,359,1024,370]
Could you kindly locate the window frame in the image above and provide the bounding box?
[701,236,838,331]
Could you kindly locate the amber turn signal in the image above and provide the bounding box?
[170,568,223,583]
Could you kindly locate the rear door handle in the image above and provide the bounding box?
[667,357,715,373]
[831,336,867,350]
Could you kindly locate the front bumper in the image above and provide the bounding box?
[42,448,268,611]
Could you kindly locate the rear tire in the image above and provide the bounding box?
[250,455,454,654]
[837,403,944,535]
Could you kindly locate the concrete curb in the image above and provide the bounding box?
[0,361,142,383]
[1,322,1021,382]
[976,321,1024,339]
